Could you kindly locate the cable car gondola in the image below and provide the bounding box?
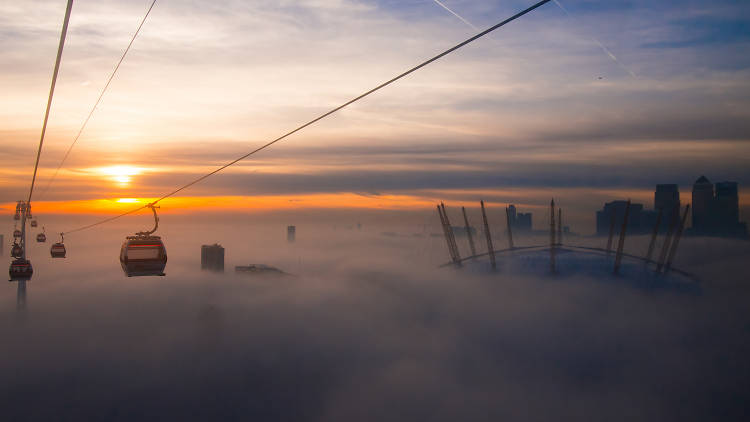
[31,220,38,227]
[11,243,23,258]
[36,226,46,243]
[51,233,66,258]
[119,204,167,277]
[13,229,22,239]
[9,258,33,280]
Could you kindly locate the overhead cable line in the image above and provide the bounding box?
[28,0,74,206]
[62,0,553,236]
[38,0,158,200]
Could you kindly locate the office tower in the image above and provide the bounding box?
[715,181,739,227]
[201,244,224,272]
[507,204,532,231]
[692,176,714,231]
[507,205,517,223]
[596,200,646,235]
[287,225,296,242]
[655,184,680,213]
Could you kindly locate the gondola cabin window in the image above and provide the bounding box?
[127,244,162,260]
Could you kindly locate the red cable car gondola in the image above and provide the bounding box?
[51,233,66,258]
[36,226,47,242]
[119,204,167,277]
[9,258,33,280]
[14,229,22,238]
[37,233,46,243]
[11,243,23,258]
[30,220,38,227]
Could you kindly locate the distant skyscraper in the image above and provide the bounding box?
[688,176,746,237]
[507,204,532,231]
[655,184,680,213]
[650,184,680,231]
[507,205,517,223]
[596,200,646,235]
[715,181,739,225]
[201,244,224,272]
[287,225,296,242]
[692,175,714,230]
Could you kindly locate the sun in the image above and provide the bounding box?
[96,165,144,186]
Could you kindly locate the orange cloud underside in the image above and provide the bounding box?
[3,188,748,216]
[5,193,438,215]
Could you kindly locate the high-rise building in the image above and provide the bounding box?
[287,225,296,242]
[507,204,532,231]
[715,181,739,225]
[688,176,746,237]
[596,200,647,235]
[655,184,680,213]
[649,184,679,231]
[507,205,517,223]
[692,175,714,230]
[201,244,224,272]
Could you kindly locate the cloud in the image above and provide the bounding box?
[1,221,749,421]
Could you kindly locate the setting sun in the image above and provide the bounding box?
[95,165,145,186]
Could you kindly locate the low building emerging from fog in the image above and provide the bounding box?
[201,244,225,272]
[235,264,286,276]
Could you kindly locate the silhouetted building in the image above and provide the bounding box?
[655,184,680,212]
[235,264,286,276]
[716,182,739,224]
[652,184,681,231]
[596,178,746,237]
[287,225,296,242]
[201,244,224,272]
[690,176,747,237]
[596,200,649,235]
[507,204,532,231]
[692,175,714,230]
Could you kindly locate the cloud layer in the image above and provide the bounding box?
[1,220,749,421]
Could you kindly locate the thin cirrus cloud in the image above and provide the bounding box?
[0,0,748,212]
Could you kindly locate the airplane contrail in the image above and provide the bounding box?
[553,0,637,78]
[433,0,479,30]
[430,0,636,79]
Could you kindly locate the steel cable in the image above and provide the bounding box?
[62,0,553,235]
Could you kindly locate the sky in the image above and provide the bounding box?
[1,0,749,232]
